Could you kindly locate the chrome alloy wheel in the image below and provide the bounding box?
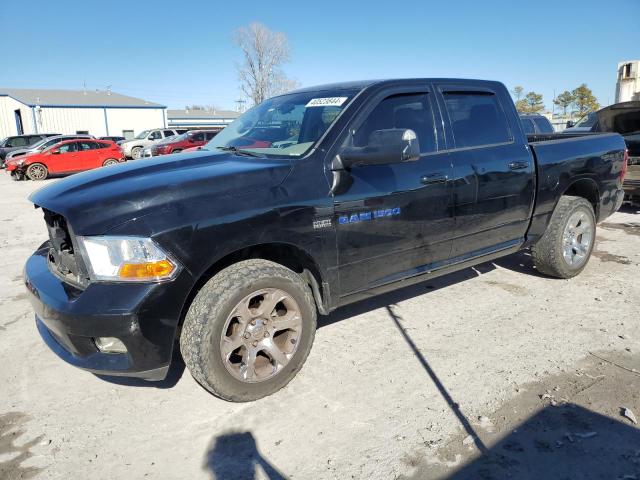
[562,210,594,267]
[220,288,303,383]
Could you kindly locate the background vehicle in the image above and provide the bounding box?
[100,136,125,143]
[563,102,639,203]
[564,111,598,132]
[0,133,60,166]
[120,129,187,159]
[24,78,626,403]
[6,134,94,162]
[150,130,218,156]
[519,113,554,134]
[8,139,123,180]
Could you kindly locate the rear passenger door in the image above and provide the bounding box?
[435,84,535,258]
[333,86,455,295]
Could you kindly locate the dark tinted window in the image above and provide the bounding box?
[79,141,99,150]
[533,117,554,133]
[443,92,511,148]
[163,130,175,137]
[520,118,535,134]
[28,135,43,144]
[6,136,29,147]
[354,93,437,153]
[96,141,110,149]
[149,131,162,140]
[191,132,205,142]
[58,142,78,153]
[205,131,218,140]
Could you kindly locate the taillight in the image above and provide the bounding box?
[621,148,629,182]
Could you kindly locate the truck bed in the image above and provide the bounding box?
[525,131,626,243]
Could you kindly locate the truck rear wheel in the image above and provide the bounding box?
[180,259,317,402]
[531,195,596,278]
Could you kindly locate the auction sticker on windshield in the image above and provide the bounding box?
[306,97,348,107]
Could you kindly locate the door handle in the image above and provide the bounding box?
[508,161,529,170]
[421,173,448,184]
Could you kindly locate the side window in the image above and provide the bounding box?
[520,118,535,134]
[192,132,205,142]
[353,93,437,154]
[7,137,28,147]
[442,92,511,148]
[149,131,162,140]
[163,130,175,137]
[96,142,109,149]
[533,117,553,134]
[28,135,43,145]
[58,142,78,153]
[205,131,217,140]
[79,141,97,150]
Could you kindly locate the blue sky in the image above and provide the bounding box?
[1,0,637,111]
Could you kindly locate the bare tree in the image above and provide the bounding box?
[234,23,299,105]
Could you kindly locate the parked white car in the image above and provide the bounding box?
[120,128,186,159]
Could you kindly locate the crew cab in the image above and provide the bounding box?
[150,130,219,156]
[120,128,187,159]
[23,79,627,402]
[8,139,124,180]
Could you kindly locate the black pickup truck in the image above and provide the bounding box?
[24,79,627,402]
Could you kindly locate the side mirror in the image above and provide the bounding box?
[338,129,420,169]
[565,120,575,128]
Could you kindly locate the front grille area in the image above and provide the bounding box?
[42,208,89,287]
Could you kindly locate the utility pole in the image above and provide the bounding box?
[235,98,247,113]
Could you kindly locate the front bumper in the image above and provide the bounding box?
[24,243,192,380]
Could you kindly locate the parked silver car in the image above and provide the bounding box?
[120,129,186,159]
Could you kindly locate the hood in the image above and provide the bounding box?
[29,151,292,234]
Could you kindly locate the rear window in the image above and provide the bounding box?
[533,117,554,133]
[443,92,511,148]
[520,118,535,134]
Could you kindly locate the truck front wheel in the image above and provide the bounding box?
[532,195,596,278]
[180,259,317,401]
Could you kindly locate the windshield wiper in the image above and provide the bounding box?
[216,146,263,157]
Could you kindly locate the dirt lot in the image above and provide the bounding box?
[1,173,639,480]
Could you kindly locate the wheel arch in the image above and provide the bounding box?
[562,178,600,219]
[179,242,330,331]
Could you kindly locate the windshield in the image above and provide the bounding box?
[574,112,597,129]
[205,89,358,157]
[135,130,151,140]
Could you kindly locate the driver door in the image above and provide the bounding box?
[333,87,455,296]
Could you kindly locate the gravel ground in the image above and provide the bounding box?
[1,173,639,480]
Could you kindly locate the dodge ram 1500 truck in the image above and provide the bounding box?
[24,79,627,402]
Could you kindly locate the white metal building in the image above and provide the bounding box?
[615,60,640,103]
[0,88,167,139]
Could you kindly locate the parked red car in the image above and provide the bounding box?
[150,130,219,156]
[6,139,124,181]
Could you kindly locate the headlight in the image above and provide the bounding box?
[76,236,178,282]
[18,159,24,166]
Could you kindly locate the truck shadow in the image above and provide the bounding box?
[204,431,287,480]
[402,404,640,479]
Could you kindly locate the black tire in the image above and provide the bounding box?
[26,163,48,181]
[180,259,317,402]
[531,195,596,278]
